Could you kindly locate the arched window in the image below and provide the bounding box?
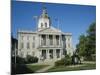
[41,23,43,28]
[45,22,47,27]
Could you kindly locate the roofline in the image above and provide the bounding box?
[18,30,37,34]
[62,33,72,36]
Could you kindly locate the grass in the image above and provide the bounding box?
[12,61,96,74]
[47,62,96,72]
[27,64,48,72]
[12,64,49,74]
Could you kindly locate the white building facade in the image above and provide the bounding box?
[17,7,73,63]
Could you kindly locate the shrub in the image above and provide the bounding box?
[55,55,72,66]
[12,55,39,64]
[16,56,26,64]
[64,55,72,65]
[84,54,96,61]
[55,58,65,66]
[26,55,38,63]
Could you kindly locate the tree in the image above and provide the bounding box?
[76,22,96,61]
[86,22,96,54]
[76,35,87,57]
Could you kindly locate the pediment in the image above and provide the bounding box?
[38,26,62,34]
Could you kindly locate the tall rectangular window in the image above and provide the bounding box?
[33,36,35,40]
[49,49,53,59]
[27,36,29,40]
[68,38,70,41]
[27,42,30,49]
[32,42,35,48]
[20,42,24,49]
[68,43,70,48]
[56,49,60,58]
[21,36,24,40]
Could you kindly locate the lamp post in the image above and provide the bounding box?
[15,43,17,74]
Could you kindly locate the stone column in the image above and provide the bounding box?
[46,35,49,46]
[47,50,49,59]
[60,49,62,58]
[60,35,62,47]
[39,35,41,47]
[53,49,56,59]
[53,35,56,46]
[39,50,42,62]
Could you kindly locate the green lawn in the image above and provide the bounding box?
[12,64,48,74]
[27,64,48,72]
[12,62,96,74]
[47,62,96,72]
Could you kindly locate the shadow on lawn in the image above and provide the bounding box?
[11,64,34,75]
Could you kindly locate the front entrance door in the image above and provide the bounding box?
[56,49,60,58]
[49,49,53,59]
[42,50,46,59]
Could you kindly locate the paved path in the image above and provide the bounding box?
[36,64,54,73]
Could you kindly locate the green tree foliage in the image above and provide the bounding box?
[76,22,96,61]
[87,22,96,54]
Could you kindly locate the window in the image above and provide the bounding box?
[68,43,70,48]
[20,52,23,57]
[21,36,24,40]
[68,38,70,41]
[32,42,35,48]
[27,36,29,40]
[42,50,46,59]
[45,22,47,27]
[32,52,35,56]
[56,49,60,58]
[49,50,53,59]
[27,42,30,49]
[20,42,24,49]
[33,36,35,40]
[41,23,43,28]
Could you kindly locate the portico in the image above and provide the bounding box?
[39,34,62,47]
[39,48,62,62]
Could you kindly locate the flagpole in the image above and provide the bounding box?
[33,16,38,30]
[58,18,59,30]
[55,18,60,30]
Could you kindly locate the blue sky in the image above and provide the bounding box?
[11,1,96,48]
